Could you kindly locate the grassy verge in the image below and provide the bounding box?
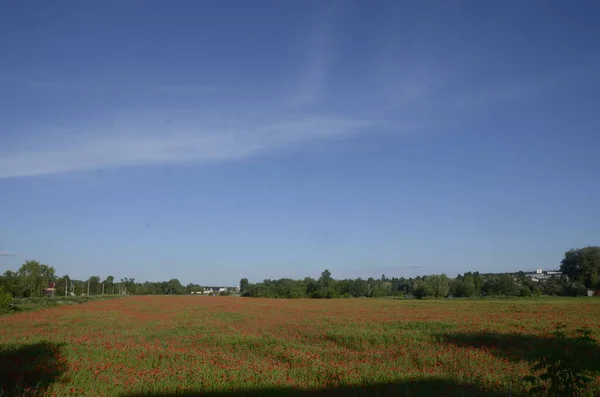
[4,295,125,314]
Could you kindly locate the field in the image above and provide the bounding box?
[1,297,599,397]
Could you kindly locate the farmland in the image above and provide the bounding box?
[1,297,599,397]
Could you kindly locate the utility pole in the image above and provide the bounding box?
[87,280,90,296]
[102,283,104,295]
[65,278,68,297]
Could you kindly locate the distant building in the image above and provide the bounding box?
[44,282,56,297]
[197,286,238,295]
[525,268,563,282]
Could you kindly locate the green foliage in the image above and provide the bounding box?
[0,285,12,311]
[349,278,369,297]
[165,278,185,295]
[482,274,520,296]
[313,269,338,298]
[451,279,476,297]
[15,260,56,298]
[412,282,431,299]
[523,324,595,397]
[3,245,599,302]
[560,246,600,289]
[519,285,532,297]
[426,274,450,298]
[1,270,19,296]
[239,278,249,296]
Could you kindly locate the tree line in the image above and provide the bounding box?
[240,270,587,299]
[1,246,598,302]
[0,260,221,299]
[240,246,600,299]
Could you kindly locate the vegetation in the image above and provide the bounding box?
[524,324,595,397]
[239,246,599,299]
[1,296,599,396]
[240,269,588,299]
[560,246,600,289]
[2,246,597,302]
[0,285,12,311]
[0,261,230,299]
[7,295,122,313]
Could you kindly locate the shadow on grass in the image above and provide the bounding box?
[0,341,67,396]
[441,331,600,373]
[121,378,522,397]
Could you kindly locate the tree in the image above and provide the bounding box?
[120,278,137,294]
[239,278,249,296]
[431,274,450,298]
[73,280,84,296]
[0,285,12,311]
[451,279,475,297]
[17,260,55,297]
[55,275,71,296]
[103,275,115,294]
[166,279,184,295]
[482,274,520,296]
[185,283,201,294]
[560,246,600,289]
[87,276,101,295]
[0,271,20,297]
[413,281,432,299]
[349,278,369,297]
[315,269,338,298]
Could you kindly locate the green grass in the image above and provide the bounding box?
[5,294,125,314]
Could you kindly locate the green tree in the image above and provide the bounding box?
[315,269,338,298]
[73,280,84,296]
[120,278,137,294]
[166,279,184,294]
[424,274,450,298]
[103,275,115,294]
[560,246,600,289]
[413,281,432,299]
[0,285,12,311]
[55,275,70,296]
[87,276,101,295]
[239,278,249,296]
[349,278,369,297]
[0,270,20,297]
[185,283,201,294]
[17,260,55,297]
[482,274,520,296]
[451,278,475,297]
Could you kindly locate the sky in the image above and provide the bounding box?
[1,0,599,286]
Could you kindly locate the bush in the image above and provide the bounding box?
[563,282,587,297]
[413,284,431,299]
[0,286,12,311]
[524,324,594,396]
[452,280,475,297]
[519,286,532,297]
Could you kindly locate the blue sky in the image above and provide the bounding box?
[1,1,599,285]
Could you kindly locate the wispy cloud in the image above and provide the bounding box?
[0,113,380,178]
[0,4,386,180]
[291,4,339,106]
[0,4,576,180]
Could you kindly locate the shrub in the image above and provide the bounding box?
[524,324,594,397]
[0,286,12,311]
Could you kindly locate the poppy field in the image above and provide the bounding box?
[1,296,599,397]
